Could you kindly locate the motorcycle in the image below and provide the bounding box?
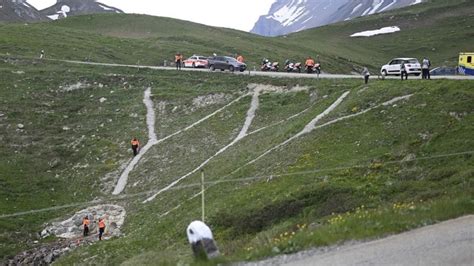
[284,60,302,73]
[305,63,321,74]
[261,59,279,72]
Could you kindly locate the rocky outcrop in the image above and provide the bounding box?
[8,204,125,265]
[40,0,123,20]
[0,0,49,22]
[41,204,126,239]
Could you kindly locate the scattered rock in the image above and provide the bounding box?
[62,126,70,131]
[192,93,232,108]
[99,97,107,103]
[17,123,24,129]
[42,204,126,239]
[62,82,89,92]
[402,153,416,162]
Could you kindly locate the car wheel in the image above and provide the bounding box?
[210,65,215,71]
[229,65,235,72]
[382,70,387,76]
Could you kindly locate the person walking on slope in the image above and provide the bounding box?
[236,54,244,63]
[82,216,90,237]
[175,52,183,70]
[362,67,370,84]
[400,60,408,80]
[131,137,140,156]
[422,57,431,79]
[98,218,106,241]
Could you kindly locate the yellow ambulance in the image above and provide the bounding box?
[458,53,474,75]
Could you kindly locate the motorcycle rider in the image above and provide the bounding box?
[305,56,315,73]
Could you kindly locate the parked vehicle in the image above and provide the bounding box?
[284,60,302,73]
[261,59,279,72]
[208,56,247,72]
[458,52,474,75]
[430,66,457,76]
[183,55,208,68]
[380,58,421,76]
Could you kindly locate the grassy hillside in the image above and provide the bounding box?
[0,0,473,74]
[0,57,472,264]
[289,0,474,71]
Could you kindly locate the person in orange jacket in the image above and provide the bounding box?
[131,137,140,156]
[82,216,90,237]
[305,57,315,67]
[98,218,106,241]
[236,55,244,63]
[175,52,183,70]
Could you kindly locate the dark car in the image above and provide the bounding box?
[208,56,247,72]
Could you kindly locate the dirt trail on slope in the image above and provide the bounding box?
[143,89,261,203]
[112,89,245,195]
[113,87,157,195]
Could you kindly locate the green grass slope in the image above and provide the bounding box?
[289,0,474,71]
[0,57,472,264]
[0,0,472,74]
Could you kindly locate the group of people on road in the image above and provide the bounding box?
[82,216,107,241]
[400,57,431,80]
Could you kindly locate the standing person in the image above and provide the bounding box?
[175,52,183,70]
[40,50,45,59]
[422,57,431,79]
[82,216,90,237]
[362,67,370,84]
[98,218,106,241]
[400,60,408,80]
[131,137,140,156]
[236,54,244,63]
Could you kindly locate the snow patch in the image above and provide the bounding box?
[351,3,363,15]
[48,14,59,20]
[380,0,398,12]
[99,4,114,11]
[351,26,400,37]
[269,0,308,27]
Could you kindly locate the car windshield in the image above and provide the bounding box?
[225,57,238,62]
[406,59,419,64]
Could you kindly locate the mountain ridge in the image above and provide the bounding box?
[252,0,424,36]
[0,0,122,22]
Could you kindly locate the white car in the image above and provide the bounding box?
[380,58,421,76]
[183,55,209,68]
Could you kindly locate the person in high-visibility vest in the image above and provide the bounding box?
[82,216,90,237]
[131,138,140,156]
[98,218,106,241]
[175,53,183,70]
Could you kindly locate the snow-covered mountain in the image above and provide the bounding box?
[0,0,48,22]
[0,0,122,22]
[251,0,423,36]
[40,0,123,20]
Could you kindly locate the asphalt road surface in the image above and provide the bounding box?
[246,215,474,266]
